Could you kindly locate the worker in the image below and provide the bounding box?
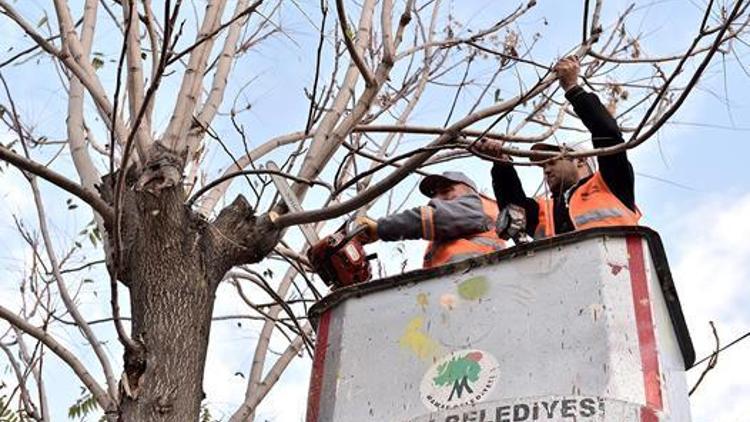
[355,171,506,268]
[478,55,640,239]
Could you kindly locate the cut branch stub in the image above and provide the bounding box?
[206,195,281,280]
[136,142,187,195]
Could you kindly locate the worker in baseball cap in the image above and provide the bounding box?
[477,55,640,239]
[355,171,506,268]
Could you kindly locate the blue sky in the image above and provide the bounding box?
[1,0,749,420]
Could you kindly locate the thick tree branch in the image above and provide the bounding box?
[122,0,152,151]
[186,0,260,165]
[167,0,264,65]
[0,144,114,224]
[67,0,102,195]
[162,0,228,154]
[336,0,376,85]
[287,0,413,210]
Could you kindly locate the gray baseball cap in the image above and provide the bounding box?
[419,171,477,197]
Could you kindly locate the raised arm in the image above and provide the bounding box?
[555,56,636,211]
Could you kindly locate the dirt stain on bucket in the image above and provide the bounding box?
[457,276,489,300]
[399,316,441,361]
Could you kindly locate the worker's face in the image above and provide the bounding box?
[432,182,473,201]
[541,158,581,193]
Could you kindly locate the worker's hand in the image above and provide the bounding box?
[354,216,379,244]
[474,140,508,159]
[553,55,580,92]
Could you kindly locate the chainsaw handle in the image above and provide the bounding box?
[339,224,368,247]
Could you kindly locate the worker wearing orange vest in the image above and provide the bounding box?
[479,56,640,238]
[356,172,506,268]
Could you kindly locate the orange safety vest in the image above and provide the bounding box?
[535,171,640,239]
[423,195,506,268]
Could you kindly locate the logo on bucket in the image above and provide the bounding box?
[420,349,499,410]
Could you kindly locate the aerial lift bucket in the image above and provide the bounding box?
[306,227,695,422]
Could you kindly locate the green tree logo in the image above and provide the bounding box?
[420,349,499,410]
[432,351,484,401]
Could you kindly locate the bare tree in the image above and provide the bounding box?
[0,0,748,420]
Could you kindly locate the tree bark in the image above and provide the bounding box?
[104,144,280,421]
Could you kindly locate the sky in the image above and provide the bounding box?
[0,0,749,421]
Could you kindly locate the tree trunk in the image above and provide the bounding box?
[118,186,215,420]
[105,144,280,421]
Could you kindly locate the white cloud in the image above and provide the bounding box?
[670,192,750,421]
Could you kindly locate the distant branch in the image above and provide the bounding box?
[0,305,114,412]
[336,0,376,85]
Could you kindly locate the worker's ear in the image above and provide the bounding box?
[575,158,594,177]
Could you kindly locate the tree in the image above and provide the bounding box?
[0,0,748,420]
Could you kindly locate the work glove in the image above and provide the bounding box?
[354,216,379,244]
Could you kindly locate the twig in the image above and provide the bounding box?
[443,52,475,126]
[167,0,264,65]
[188,169,333,207]
[630,0,743,145]
[467,41,550,70]
[0,305,113,411]
[689,321,720,396]
[0,73,114,224]
[0,19,82,69]
[304,0,328,135]
[692,329,750,367]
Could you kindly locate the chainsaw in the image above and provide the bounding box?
[496,204,533,244]
[307,220,376,289]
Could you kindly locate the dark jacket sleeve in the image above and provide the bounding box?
[376,193,491,242]
[566,86,636,211]
[491,162,540,235]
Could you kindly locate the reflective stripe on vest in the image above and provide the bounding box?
[573,207,625,226]
[534,171,640,239]
[421,206,436,241]
[443,252,488,265]
[469,236,505,249]
[423,195,506,268]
